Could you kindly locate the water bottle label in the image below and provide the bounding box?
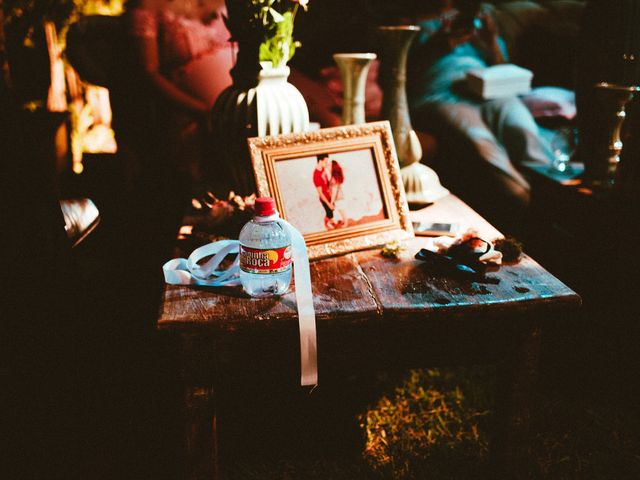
[240,245,293,274]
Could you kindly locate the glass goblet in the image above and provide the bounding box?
[549,127,578,175]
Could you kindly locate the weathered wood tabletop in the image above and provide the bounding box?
[157,194,581,480]
[159,194,579,332]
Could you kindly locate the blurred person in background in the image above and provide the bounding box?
[127,0,235,185]
[406,0,552,231]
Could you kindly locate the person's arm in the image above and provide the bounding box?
[316,186,333,209]
[471,12,506,65]
[132,34,209,116]
[334,184,342,204]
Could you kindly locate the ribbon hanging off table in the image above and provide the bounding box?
[162,218,318,387]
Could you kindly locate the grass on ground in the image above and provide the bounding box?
[221,367,640,479]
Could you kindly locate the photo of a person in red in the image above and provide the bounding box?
[313,153,335,229]
[328,159,349,227]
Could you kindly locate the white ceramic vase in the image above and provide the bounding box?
[210,61,309,194]
[254,62,309,137]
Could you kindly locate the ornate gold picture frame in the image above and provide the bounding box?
[248,121,414,259]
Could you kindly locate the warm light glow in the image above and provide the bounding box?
[179,225,194,236]
[79,0,125,17]
[64,2,124,174]
[177,225,194,240]
[69,84,118,172]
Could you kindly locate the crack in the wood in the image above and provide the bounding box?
[352,255,384,317]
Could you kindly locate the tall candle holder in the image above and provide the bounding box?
[333,53,377,125]
[377,25,448,206]
[586,82,640,186]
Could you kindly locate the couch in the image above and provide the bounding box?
[489,1,584,88]
[289,0,586,231]
[291,0,585,120]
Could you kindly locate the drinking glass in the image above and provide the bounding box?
[550,127,578,174]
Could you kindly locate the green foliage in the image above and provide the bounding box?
[360,368,492,479]
[225,0,308,67]
[258,10,299,67]
[359,367,640,479]
[214,365,640,479]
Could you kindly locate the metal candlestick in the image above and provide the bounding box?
[333,53,377,125]
[377,25,448,206]
[589,82,640,186]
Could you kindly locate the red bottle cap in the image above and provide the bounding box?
[254,197,276,217]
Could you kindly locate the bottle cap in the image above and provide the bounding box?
[254,197,276,217]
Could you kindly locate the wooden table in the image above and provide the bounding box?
[158,195,580,479]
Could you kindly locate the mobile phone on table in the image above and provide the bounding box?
[412,222,459,237]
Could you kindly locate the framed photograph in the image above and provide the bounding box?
[248,121,414,259]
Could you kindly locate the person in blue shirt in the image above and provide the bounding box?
[406,0,552,229]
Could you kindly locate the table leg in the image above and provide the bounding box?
[491,323,542,479]
[184,386,219,480]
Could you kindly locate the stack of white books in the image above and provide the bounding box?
[466,64,533,99]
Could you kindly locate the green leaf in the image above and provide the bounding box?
[269,7,284,23]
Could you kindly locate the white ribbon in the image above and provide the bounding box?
[163,239,241,287]
[162,216,318,387]
[282,218,318,387]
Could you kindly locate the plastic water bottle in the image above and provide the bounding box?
[239,197,293,297]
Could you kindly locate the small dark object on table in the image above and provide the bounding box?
[494,237,524,262]
[446,236,491,264]
[415,248,487,279]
